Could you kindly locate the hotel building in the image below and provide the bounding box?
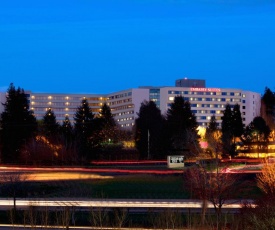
[0,79,261,129]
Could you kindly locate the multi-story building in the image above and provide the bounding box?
[0,79,261,129]
[26,92,106,124]
[144,86,261,128]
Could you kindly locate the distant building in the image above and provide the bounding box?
[0,79,261,129]
[175,78,206,88]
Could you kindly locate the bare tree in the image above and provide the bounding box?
[184,164,240,230]
[257,162,275,197]
[0,171,26,211]
[89,207,109,229]
[112,208,128,229]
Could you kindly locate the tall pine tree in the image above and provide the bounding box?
[262,87,275,129]
[232,104,244,142]
[97,103,117,143]
[207,114,218,133]
[135,100,167,159]
[221,104,234,157]
[42,108,60,138]
[74,98,95,160]
[166,96,200,158]
[0,83,37,163]
[61,115,73,140]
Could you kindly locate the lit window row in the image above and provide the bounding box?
[115,111,134,116]
[117,117,134,122]
[112,105,134,110]
[168,91,242,96]
[108,92,132,100]
[109,98,132,105]
[120,123,135,127]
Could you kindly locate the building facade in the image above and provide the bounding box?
[0,79,261,129]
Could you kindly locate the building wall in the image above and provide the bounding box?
[28,92,106,124]
[241,91,261,125]
[158,86,259,127]
[108,88,149,128]
[27,89,149,129]
[175,78,206,88]
[0,80,262,129]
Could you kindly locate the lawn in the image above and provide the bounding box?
[0,162,263,200]
[2,170,261,201]
[21,173,189,199]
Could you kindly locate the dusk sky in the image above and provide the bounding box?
[0,0,274,95]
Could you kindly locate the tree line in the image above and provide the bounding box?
[0,83,129,164]
[0,83,275,164]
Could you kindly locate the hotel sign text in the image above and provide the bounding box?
[190,87,221,92]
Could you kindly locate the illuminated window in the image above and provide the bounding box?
[169,97,174,101]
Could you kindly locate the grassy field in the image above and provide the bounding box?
[17,173,188,199]
[2,170,261,200]
[0,161,263,200]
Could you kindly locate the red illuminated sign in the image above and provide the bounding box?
[190,87,221,92]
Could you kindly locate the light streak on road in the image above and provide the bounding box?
[0,166,184,175]
[26,172,114,181]
[0,198,253,210]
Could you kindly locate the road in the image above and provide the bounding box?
[0,198,253,211]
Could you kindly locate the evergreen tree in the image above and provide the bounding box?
[262,87,275,116]
[61,115,73,138]
[166,96,200,158]
[221,104,234,157]
[61,115,73,147]
[97,103,117,143]
[42,108,60,138]
[135,100,167,159]
[221,104,244,157]
[99,103,116,127]
[0,83,37,163]
[232,104,244,141]
[74,98,95,160]
[251,116,271,142]
[262,87,275,129]
[242,116,271,158]
[207,114,218,133]
[60,115,75,163]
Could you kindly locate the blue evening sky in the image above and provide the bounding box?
[0,0,274,94]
